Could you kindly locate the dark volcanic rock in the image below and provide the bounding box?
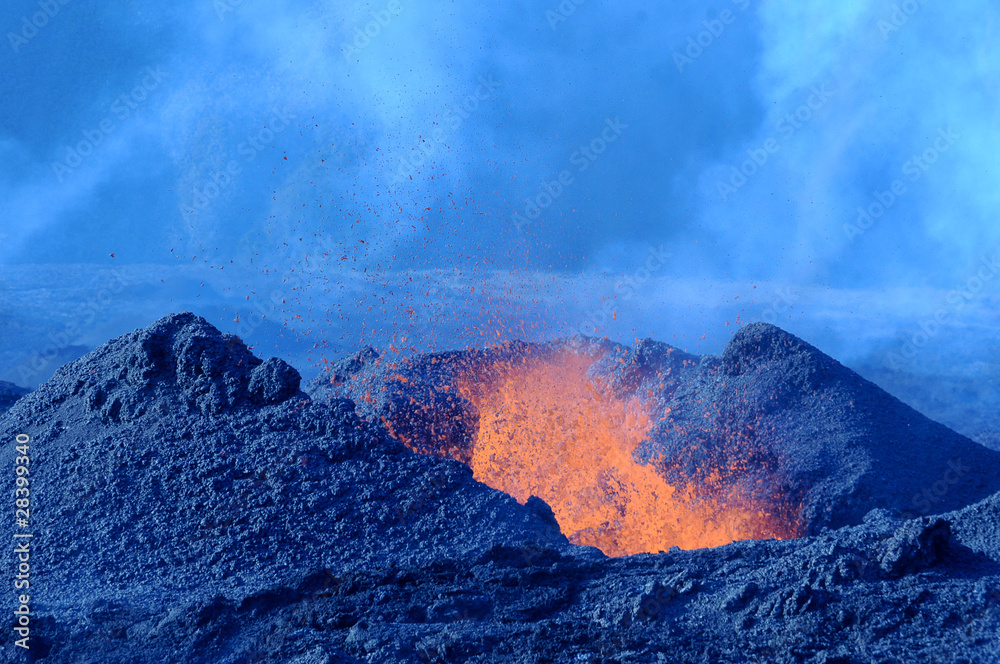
[1,314,999,663]
[248,356,302,405]
[0,313,571,659]
[879,517,952,577]
[309,322,1000,536]
[666,323,1000,532]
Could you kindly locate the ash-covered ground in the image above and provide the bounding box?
[1,313,999,663]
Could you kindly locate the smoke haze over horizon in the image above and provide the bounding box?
[2,0,999,421]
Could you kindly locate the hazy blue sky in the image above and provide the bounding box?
[2,0,999,388]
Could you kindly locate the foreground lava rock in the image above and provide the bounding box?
[1,313,998,663]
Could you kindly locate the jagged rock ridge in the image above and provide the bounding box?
[308,322,1000,534]
[0,313,998,663]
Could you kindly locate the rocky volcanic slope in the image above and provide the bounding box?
[0,313,998,663]
[308,325,1000,533]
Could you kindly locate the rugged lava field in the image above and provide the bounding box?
[1,313,999,663]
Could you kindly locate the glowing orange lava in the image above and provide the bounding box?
[456,350,801,556]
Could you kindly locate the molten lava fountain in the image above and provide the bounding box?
[456,350,800,557]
